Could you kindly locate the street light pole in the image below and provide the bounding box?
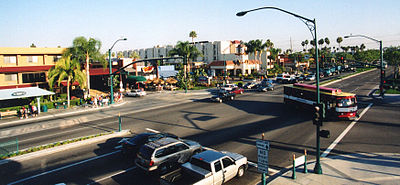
[237,6,323,174]
[344,34,384,97]
[109,38,127,104]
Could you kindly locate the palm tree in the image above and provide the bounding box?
[324,37,330,50]
[245,39,265,63]
[301,41,305,51]
[63,36,105,96]
[337,37,343,51]
[360,43,366,51]
[318,39,324,48]
[304,40,309,50]
[189,31,197,43]
[310,40,316,47]
[130,51,141,76]
[48,57,86,108]
[168,41,202,85]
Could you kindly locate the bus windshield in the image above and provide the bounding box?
[337,98,356,107]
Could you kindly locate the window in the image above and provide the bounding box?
[28,56,38,63]
[53,55,61,62]
[214,161,222,172]
[5,74,17,81]
[4,56,17,64]
[155,148,167,158]
[222,157,234,168]
[175,143,189,151]
[22,73,46,83]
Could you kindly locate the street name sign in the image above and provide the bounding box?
[256,140,270,173]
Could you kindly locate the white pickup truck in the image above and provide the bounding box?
[160,150,248,185]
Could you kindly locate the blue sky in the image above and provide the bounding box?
[1,0,399,53]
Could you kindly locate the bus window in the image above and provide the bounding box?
[337,98,355,107]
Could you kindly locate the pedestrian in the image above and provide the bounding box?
[28,103,33,117]
[32,104,38,117]
[23,106,28,119]
[93,96,98,108]
[19,107,24,119]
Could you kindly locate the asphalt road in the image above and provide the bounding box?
[1,68,399,185]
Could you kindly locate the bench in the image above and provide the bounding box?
[0,110,18,119]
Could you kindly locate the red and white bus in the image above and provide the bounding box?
[284,83,357,119]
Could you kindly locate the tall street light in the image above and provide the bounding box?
[344,34,384,97]
[237,6,323,175]
[109,38,127,104]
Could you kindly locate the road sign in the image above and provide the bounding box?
[256,140,270,173]
[256,139,270,150]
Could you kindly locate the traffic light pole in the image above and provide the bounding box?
[237,6,322,174]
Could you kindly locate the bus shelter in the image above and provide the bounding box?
[0,87,55,114]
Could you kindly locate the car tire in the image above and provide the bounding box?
[237,165,245,178]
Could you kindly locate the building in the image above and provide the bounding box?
[0,47,65,90]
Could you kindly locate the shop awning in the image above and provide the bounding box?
[127,75,147,82]
[0,87,55,101]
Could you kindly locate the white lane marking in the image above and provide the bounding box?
[321,103,373,158]
[114,145,122,149]
[145,128,160,133]
[88,166,137,185]
[8,151,120,185]
[247,161,279,173]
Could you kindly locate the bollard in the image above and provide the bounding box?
[292,154,296,179]
[16,137,19,154]
[261,133,266,185]
[118,112,121,132]
[304,149,308,173]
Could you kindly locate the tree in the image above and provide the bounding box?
[304,40,309,50]
[245,39,266,63]
[63,37,105,96]
[264,39,274,49]
[168,41,202,85]
[30,43,36,48]
[384,46,400,66]
[268,47,282,63]
[301,41,306,51]
[48,57,86,108]
[360,44,366,51]
[189,31,197,43]
[318,39,324,47]
[310,40,316,47]
[324,37,330,49]
[117,51,123,58]
[337,37,343,51]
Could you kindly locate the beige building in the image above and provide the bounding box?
[0,47,65,90]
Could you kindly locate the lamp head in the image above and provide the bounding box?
[123,38,127,41]
[236,11,247,16]
[344,36,350,39]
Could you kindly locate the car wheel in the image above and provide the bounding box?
[237,165,245,178]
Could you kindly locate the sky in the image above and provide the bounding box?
[1,0,400,53]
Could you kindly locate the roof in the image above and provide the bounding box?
[192,150,226,163]
[144,137,179,149]
[0,87,55,101]
[0,47,66,55]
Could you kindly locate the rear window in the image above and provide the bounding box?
[190,158,212,172]
[138,145,155,160]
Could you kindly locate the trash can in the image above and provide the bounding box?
[41,105,48,112]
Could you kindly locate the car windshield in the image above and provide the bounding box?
[190,158,212,172]
[337,98,356,107]
[138,145,155,160]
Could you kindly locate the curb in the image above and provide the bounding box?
[322,68,376,86]
[0,130,131,165]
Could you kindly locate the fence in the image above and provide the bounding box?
[0,138,18,158]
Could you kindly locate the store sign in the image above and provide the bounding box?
[11,91,26,96]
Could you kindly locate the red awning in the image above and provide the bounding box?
[60,81,80,86]
[0,65,54,73]
[90,68,118,75]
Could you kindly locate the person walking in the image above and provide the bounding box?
[19,107,24,119]
[32,104,38,117]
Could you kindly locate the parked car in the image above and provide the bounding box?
[211,90,236,103]
[125,89,146,97]
[220,84,237,91]
[135,137,202,173]
[119,132,179,157]
[281,74,296,84]
[243,82,257,89]
[257,82,274,92]
[230,87,244,95]
[160,150,248,185]
[305,74,316,81]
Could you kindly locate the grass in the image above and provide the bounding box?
[0,132,111,160]
[375,89,400,94]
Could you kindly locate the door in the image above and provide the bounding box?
[222,157,236,182]
[213,160,224,185]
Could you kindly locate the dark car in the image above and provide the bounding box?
[211,90,236,103]
[119,132,179,157]
[257,82,274,92]
[243,82,257,89]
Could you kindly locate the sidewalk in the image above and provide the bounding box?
[268,153,400,185]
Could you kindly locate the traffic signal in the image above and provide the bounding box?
[313,105,322,126]
[320,103,326,119]
[340,57,344,63]
[321,55,325,62]
[319,130,330,138]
